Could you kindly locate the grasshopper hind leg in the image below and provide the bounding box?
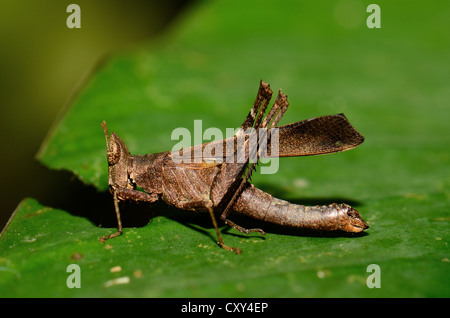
[220,213,266,236]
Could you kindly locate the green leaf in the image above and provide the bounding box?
[2,0,449,297]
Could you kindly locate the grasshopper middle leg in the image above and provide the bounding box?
[177,199,241,254]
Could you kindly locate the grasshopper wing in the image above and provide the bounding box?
[267,113,364,157]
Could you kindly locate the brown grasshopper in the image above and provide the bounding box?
[100,80,368,253]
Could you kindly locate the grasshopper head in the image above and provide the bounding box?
[101,121,131,189]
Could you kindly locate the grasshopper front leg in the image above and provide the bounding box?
[99,187,158,243]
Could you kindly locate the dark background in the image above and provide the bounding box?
[0,0,194,231]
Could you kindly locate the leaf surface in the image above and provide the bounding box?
[2,0,449,297]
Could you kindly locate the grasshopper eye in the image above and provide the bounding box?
[107,141,121,165]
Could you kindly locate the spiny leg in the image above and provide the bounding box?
[210,81,274,206]
[195,80,270,164]
[219,90,290,234]
[260,90,289,130]
[209,82,275,236]
[240,80,273,131]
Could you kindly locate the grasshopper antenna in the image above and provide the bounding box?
[101,121,109,148]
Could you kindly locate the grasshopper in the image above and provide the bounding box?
[100,80,368,253]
